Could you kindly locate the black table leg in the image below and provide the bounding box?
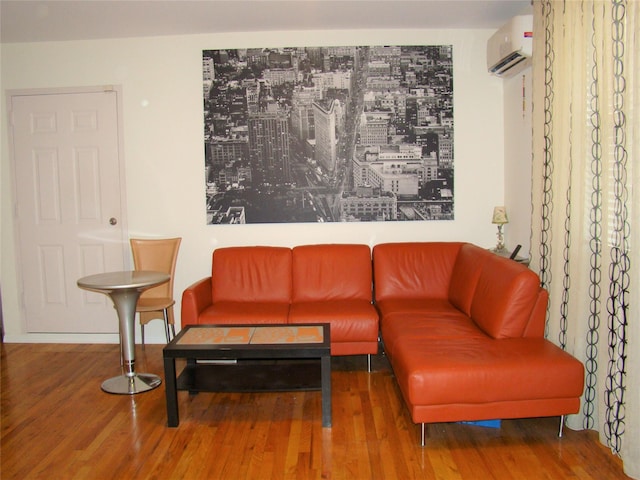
[187,358,199,396]
[321,354,332,428]
[164,356,179,427]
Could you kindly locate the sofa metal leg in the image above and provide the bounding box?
[558,415,565,438]
[367,354,371,373]
[420,423,426,447]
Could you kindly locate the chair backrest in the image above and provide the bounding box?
[130,237,181,299]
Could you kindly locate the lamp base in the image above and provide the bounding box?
[494,225,506,253]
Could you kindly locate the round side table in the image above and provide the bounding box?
[77,270,170,394]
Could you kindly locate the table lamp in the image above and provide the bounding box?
[492,206,508,252]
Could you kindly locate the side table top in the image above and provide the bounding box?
[490,248,531,266]
[77,270,169,291]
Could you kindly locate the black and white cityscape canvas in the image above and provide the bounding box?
[203,45,454,224]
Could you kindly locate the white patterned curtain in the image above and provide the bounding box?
[530,1,639,478]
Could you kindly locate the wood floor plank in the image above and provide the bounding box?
[1,343,631,479]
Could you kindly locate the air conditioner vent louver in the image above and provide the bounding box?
[489,51,528,75]
[487,15,533,78]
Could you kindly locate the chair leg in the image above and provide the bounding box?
[367,354,371,372]
[558,415,565,438]
[420,423,426,447]
[163,309,171,343]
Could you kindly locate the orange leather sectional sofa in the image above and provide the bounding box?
[181,242,585,444]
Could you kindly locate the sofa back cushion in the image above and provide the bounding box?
[470,254,542,338]
[373,242,463,301]
[292,244,372,302]
[523,287,549,338]
[211,246,292,303]
[448,243,492,316]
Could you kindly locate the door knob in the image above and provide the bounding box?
[109,217,118,225]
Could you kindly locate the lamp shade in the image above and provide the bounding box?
[492,206,508,224]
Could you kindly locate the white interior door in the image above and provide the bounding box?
[9,89,128,333]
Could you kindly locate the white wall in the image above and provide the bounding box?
[503,67,533,255]
[1,28,508,342]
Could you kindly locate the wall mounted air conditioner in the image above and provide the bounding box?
[487,15,533,77]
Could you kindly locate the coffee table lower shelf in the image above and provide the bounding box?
[177,360,322,393]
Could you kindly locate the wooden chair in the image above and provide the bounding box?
[130,237,181,346]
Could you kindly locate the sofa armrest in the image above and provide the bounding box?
[181,277,212,326]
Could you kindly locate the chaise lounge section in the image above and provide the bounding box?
[373,242,585,445]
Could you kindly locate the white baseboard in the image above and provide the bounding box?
[3,333,120,344]
[3,319,177,344]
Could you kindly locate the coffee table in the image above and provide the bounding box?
[163,324,331,428]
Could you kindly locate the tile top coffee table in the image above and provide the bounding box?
[162,324,331,428]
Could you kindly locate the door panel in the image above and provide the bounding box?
[10,90,127,333]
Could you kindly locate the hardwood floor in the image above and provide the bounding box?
[1,343,629,479]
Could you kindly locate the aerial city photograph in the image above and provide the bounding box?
[203,45,454,224]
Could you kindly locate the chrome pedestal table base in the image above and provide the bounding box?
[101,373,162,394]
[77,270,170,395]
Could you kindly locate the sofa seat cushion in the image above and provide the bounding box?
[197,301,290,324]
[390,337,584,409]
[381,313,487,358]
[289,300,379,354]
